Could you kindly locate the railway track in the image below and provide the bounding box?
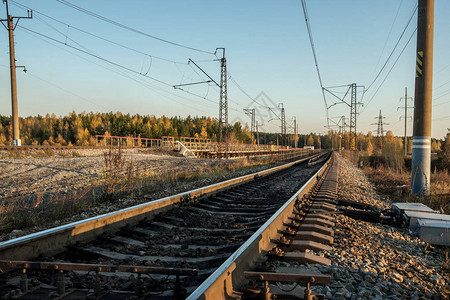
[0,151,334,299]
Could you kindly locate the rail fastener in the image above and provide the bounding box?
[244,271,331,300]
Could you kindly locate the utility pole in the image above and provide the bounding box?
[279,103,286,147]
[173,49,228,156]
[217,48,228,157]
[244,108,256,144]
[412,0,434,196]
[398,87,414,156]
[340,116,347,150]
[256,121,260,145]
[1,0,31,146]
[349,83,360,150]
[293,117,297,148]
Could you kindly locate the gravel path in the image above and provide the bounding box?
[317,154,449,299]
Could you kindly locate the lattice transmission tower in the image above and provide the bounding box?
[349,83,362,150]
[217,48,228,156]
[372,110,389,137]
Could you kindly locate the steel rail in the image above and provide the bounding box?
[188,153,333,299]
[0,152,324,261]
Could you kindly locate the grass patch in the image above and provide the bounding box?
[0,149,308,236]
[0,185,94,234]
[363,165,450,214]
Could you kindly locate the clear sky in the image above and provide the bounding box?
[1,0,449,138]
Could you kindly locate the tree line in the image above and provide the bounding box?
[0,111,447,169]
[0,112,254,146]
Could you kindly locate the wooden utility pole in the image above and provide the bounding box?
[412,0,434,196]
[1,1,31,146]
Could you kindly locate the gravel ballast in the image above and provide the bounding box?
[318,154,449,299]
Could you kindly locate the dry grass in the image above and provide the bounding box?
[101,146,139,200]
[0,183,94,234]
[0,149,306,235]
[363,165,450,214]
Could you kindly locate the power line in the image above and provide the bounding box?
[433,115,450,121]
[360,27,417,115]
[10,0,191,65]
[55,0,215,55]
[17,23,248,118]
[16,26,219,114]
[228,74,265,108]
[18,25,176,86]
[433,79,450,91]
[365,4,417,93]
[368,0,403,84]
[17,24,233,111]
[300,0,329,128]
[26,71,111,111]
[433,99,450,107]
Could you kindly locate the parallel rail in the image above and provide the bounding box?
[0,152,333,299]
[0,153,323,261]
[189,153,334,299]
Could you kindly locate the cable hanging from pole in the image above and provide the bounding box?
[365,4,418,93]
[300,0,330,129]
[55,0,215,55]
[9,0,193,65]
[17,25,246,115]
[360,27,417,115]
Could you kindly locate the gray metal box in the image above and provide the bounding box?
[392,202,438,214]
[404,210,450,230]
[418,219,450,246]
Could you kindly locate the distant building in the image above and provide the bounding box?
[304,145,314,150]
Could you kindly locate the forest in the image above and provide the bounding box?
[0,112,447,164]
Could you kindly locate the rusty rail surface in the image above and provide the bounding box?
[188,152,335,300]
[0,153,323,262]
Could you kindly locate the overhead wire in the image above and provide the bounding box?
[300,0,329,128]
[367,0,403,86]
[227,75,263,108]
[360,27,417,115]
[10,0,189,65]
[18,25,176,86]
[9,1,255,120]
[16,24,243,114]
[227,73,286,129]
[55,0,215,55]
[17,26,218,114]
[433,115,450,121]
[25,71,112,111]
[365,4,417,93]
[433,79,450,91]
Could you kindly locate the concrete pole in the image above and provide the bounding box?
[294,117,297,148]
[412,0,434,196]
[7,14,20,146]
[256,123,259,145]
[404,87,408,156]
